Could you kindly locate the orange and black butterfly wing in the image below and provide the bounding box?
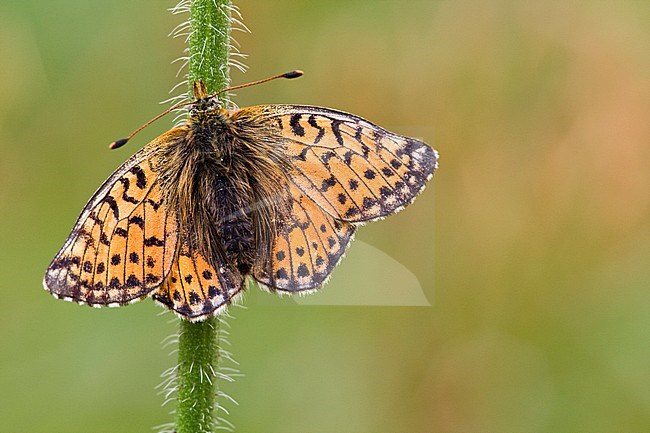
[43,134,180,306]
[239,105,438,223]
[152,239,244,321]
[252,184,356,292]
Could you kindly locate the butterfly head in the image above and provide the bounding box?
[190,80,224,114]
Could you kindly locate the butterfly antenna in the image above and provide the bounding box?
[109,99,195,150]
[211,70,303,97]
[109,70,304,150]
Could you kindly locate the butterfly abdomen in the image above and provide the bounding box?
[209,173,256,274]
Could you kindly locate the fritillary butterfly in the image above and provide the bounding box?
[44,73,438,321]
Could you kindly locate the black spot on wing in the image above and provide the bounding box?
[345,207,359,218]
[129,215,145,229]
[297,263,310,277]
[364,169,376,180]
[118,177,138,205]
[144,236,164,247]
[146,198,163,211]
[100,233,110,246]
[308,114,325,143]
[189,292,200,305]
[104,196,120,218]
[126,274,141,288]
[320,151,336,167]
[208,285,219,298]
[290,113,305,137]
[330,119,344,146]
[295,147,309,161]
[362,197,377,209]
[321,176,337,192]
[130,165,147,189]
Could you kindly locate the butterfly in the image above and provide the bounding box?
[43,71,438,322]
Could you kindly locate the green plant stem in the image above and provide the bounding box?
[176,320,220,433]
[188,0,231,94]
[175,1,231,433]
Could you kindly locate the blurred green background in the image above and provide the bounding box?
[1,1,648,432]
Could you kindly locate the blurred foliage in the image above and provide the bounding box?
[0,1,648,432]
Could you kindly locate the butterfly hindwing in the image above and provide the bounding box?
[239,105,438,223]
[152,239,244,320]
[252,184,356,292]
[44,142,179,306]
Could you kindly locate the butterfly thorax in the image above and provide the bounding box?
[153,104,292,275]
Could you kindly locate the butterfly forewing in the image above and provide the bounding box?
[252,184,356,292]
[44,141,179,306]
[242,105,438,223]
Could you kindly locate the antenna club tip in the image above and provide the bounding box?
[109,138,129,150]
[284,70,304,79]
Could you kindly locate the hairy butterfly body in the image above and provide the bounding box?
[44,79,438,321]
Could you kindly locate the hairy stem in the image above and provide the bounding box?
[176,319,220,433]
[175,1,231,432]
[188,0,231,94]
